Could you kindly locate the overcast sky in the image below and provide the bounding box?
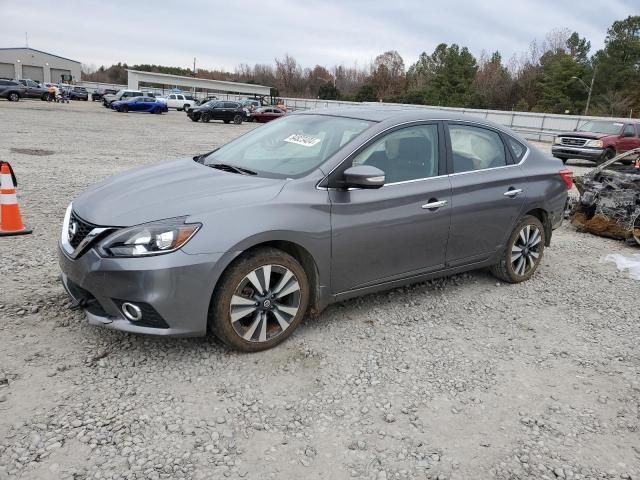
[1,0,637,72]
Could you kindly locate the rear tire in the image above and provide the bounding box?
[209,248,309,352]
[8,92,20,102]
[490,215,545,283]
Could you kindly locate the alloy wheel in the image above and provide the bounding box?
[511,225,542,276]
[229,264,301,343]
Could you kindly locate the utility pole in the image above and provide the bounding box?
[572,65,596,116]
[585,65,596,117]
[25,32,28,47]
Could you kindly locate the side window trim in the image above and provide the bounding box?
[444,121,514,175]
[324,121,446,189]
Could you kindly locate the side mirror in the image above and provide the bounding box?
[343,165,385,189]
[623,131,635,138]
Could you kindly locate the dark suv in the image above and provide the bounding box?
[92,88,117,101]
[17,79,49,100]
[0,79,26,101]
[187,101,246,124]
[68,86,89,101]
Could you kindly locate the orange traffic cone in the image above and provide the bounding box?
[0,163,32,236]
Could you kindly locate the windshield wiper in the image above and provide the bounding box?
[209,163,257,175]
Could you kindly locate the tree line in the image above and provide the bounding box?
[83,15,639,117]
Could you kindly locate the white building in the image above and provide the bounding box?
[0,47,82,83]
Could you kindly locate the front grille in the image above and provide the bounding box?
[68,211,97,249]
[561,137,588,147]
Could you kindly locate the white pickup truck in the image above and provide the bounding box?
[164,93,196,111]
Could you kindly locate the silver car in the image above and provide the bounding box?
[59,108,571,351]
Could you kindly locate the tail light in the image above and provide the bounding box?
[559,169,573,190]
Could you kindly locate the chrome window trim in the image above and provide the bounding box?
[316,118,530,190]
[449,148,529,177]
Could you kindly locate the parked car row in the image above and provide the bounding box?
[0,79,88,102]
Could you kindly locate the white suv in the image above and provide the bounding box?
[165,93,195,111]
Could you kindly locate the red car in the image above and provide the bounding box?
[249,107,286,123]
[552,120,640,164]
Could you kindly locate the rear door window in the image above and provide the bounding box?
[448,124,508,173]
[505,136,527,161]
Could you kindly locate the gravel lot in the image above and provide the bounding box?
[0,100,638,480]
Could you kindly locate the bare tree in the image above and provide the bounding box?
[372,50,405,98]
[274,54,302,95]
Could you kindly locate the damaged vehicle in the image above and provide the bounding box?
[570,148,640,245]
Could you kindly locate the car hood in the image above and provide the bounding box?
[73,158,286,226]
[558,131,609,140]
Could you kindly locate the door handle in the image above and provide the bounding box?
[503,188,523,198]
[422,200,448,209]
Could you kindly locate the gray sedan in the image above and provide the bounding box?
[59,108,571,351]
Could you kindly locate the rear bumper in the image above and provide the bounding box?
[552,145,604,161]
[58,244,225,337]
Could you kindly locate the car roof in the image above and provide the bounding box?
[296,106,529,138]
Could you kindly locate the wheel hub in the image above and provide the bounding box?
[230,264,301,343]
[511,225,541,276]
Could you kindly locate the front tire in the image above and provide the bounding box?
[121,105,128,113]
[491,215,545,283]
[233,114,243,124]
[599,147,615,165]
[201,113,211,123]
[209,248,309,352]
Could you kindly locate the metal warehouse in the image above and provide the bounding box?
[0,47,81,83]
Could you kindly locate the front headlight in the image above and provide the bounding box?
[98,218,201,257]
[584,139,603,148]
[554,136,563,145]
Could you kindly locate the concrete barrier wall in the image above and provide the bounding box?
[280,97,635,143]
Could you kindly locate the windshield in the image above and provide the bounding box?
[578,121,623,135]
[204,114,373,178]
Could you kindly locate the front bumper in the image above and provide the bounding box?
[58,244,225,337]
[552,145,604,162]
